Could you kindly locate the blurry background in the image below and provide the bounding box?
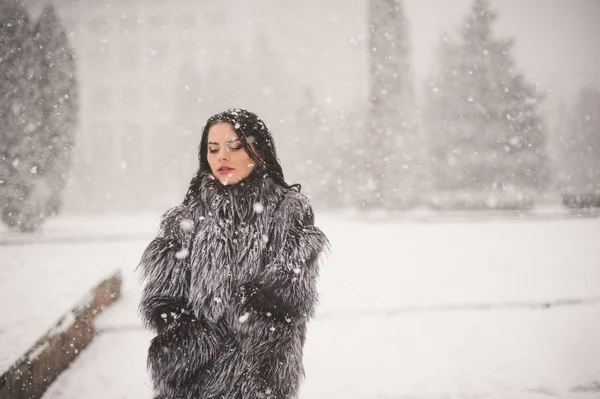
[2,2,600,398]
[2,0,599,225]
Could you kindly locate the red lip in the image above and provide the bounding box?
[217,167,235,173]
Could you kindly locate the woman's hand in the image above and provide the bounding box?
[225,283,296,340]
[147,310,227,388]
[233,283,295,325]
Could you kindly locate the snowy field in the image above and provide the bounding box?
[2,212,598,398]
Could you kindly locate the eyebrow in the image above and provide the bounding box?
[208,139,241,145]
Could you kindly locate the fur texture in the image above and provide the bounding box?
[138,169,329,399]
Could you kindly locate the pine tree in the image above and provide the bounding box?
[366,0,418,209]
[33,3,78,217]
[424,0,547,209]
[557,86,600,207]
[0,0,44,232]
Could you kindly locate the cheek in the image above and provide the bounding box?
[234,152,251,166]
[244,154,256,169]
[207,155,218,168]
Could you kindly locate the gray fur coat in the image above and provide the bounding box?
[137,170,329,399]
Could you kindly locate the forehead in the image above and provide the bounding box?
[207,122,239,143]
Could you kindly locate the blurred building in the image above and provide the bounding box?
[18,0,600,211]
[21,1,231,210]
[22,0,367,211]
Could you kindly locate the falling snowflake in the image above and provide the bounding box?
[239,312,250,323]
[180,218,194,231]
[253,202,264,213]
[175,248,189,259]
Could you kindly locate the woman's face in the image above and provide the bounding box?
[207,122,256,185]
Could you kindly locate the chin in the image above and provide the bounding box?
[217,174,241,185]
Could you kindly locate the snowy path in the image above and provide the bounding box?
[28,215,600,398]
[0,243,123,374]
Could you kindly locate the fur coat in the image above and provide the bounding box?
[137,169,329,399]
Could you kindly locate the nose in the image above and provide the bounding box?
[218,148,229,161]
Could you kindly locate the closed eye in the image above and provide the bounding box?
[208,140,242,154]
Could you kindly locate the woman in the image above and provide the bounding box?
[137,108,330,399]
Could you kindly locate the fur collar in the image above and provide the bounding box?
[185,168,290,322]
[187,169,286,225]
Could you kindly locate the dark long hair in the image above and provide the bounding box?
[183,108,299,204]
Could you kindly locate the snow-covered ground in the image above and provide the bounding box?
[2,212,598,398]
[0,213,160,245]
[0,243,123,374]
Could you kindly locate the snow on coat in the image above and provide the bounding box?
[137,168,330,399]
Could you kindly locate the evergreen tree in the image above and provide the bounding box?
[366,0,418,209]
[424,0,547,208]
[33,3,78,216]
[0,0,44,232]
[557,86,600,207]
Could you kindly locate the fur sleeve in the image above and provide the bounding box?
[227,191,330,336]
[139,205,228,392]
[137,205,195,332]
